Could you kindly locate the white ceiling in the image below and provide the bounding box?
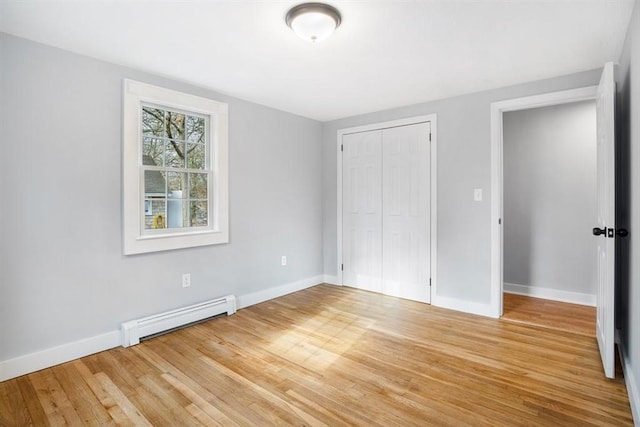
[0,1,635,121]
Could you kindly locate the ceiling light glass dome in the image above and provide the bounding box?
[286,3,342,43]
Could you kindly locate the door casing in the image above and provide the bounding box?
[490,86,598,318]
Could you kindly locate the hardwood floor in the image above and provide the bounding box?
[502,293,596,337]
[0,285,632,426]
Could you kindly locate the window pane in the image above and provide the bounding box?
[166,140,185,168]
[167,200,189,229]
[166,199,185,228]
[142,107,165,137]
[186,115,205,143]
[144,200,167,230]
[190,201,208,227]
[143,137,164,166]
[186,143,205,169]
[189,173,208,199]
[166,171,186,195]
[166,111,185,141]
[144,170,166,196]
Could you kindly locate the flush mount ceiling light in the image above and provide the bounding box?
[285,3,342,43]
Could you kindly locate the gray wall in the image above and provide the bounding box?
[0,33,324,361]
[617,0,640,419]
[323,70,602,304]
[503,101,597,295]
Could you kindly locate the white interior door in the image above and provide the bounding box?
[382,123,431,303]
[342,130,383,293]
[594,62,616,379]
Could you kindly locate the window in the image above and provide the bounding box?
[123,80,228,254]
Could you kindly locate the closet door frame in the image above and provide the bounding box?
[337,114,438,299]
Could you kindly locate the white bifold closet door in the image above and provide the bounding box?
[343,122,431,303]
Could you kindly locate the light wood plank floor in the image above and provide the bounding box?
[0,284,632,426]
[502,293,596,337]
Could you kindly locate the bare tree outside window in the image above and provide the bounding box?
[142,106,209,230]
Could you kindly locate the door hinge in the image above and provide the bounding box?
[429,133,432,142]
[499,218,502,225]
[429,278,432,287]
[341,144,343,152]
[341,263,344,271]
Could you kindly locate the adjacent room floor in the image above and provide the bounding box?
[501,292,596,337]
[0,285,631,426]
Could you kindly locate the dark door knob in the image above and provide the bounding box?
[616,228,629,237]
[593,227,606,236]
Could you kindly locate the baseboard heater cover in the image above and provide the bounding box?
[121,295,236,347]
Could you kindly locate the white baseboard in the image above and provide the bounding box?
[504,283,596,307]
[617,331,639,426]
[0,330,121,382]
[432,295,495,318]
[0,275,325,382]
[323,275,339,285]
[235,275,323,309]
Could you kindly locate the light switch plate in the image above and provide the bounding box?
[474,188,483,202]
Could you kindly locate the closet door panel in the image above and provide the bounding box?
[342,130,383,293]
[382,123,431,303]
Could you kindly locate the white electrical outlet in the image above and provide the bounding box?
[281,256,287,266]
[182,273,191,288]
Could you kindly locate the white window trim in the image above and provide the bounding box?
[123,79,229,255]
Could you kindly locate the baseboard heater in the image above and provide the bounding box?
[121,295,236,347]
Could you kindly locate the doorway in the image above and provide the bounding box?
[337,115,438,303]
[500,100,598,334]
[489,86,598,316]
